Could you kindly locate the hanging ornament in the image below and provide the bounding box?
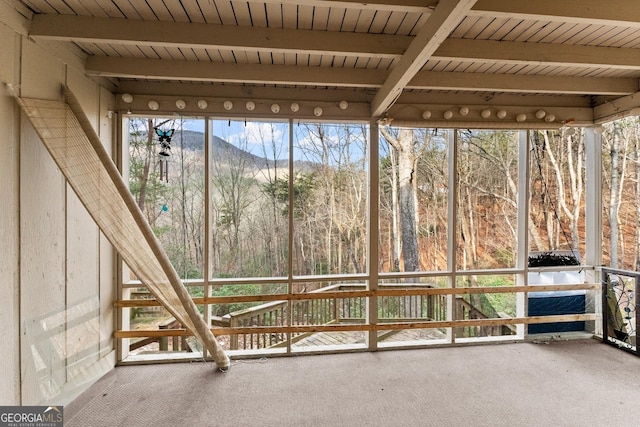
[161,204,169,212]
[155,127,175,183]
[159,155,169,183]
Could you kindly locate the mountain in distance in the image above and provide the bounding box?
[171,129,318,173]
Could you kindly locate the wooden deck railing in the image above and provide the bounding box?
[219,283,448,350]
[455,297,515,337]
[117,282,599,353]
[130,317,190,352]
[222,300,287,350]
[216,283,516,350]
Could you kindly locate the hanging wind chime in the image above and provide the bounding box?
[155,127,174,182]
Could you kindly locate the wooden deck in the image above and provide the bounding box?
[292,328,446,347]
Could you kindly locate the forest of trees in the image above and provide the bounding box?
[125,116,640,294]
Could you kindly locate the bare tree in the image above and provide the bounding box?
[135,118,154,213]
[256,123,288,277]
[210,133,257,274]
[415,131,449,271]
[294,123,368,275]
[609,122,622,268]
[602,118,637,270]
[457,130,519,269]
[634,123,640,270]
[128,118,167,227]
[538,129,584,252]
[379,144,401,272]
[380,127,419,272]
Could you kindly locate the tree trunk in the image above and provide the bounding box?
[136,118,155,213]
[566,131,584,250]
[396,129,419,271]
[390,146,400,271]
[381,127,419,272]
[610,122,620,268]
[540,129,583,252]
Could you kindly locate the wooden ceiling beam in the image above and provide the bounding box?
[434,39,640,70]
[594,91,640,123]
[371,0,477,117]
[270,0,640,27]
[32,15,640,71]
[115,81,378,103]
[85,56,387,87]
[29,14,409,59]
[471,0,640,28]
[408,72,637,96]
[87,56,634,96]
[221,0,640,26]
[257,0,433,13]
[115,80,593,109]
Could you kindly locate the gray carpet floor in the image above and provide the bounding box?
[65,339,640,427]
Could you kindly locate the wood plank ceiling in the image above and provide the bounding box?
[16,0,640,126]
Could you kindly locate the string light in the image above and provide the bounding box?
[131,100,571,127]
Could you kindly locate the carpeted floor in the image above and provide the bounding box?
[65,339,640,427]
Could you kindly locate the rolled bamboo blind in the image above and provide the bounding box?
[15,86,230,370]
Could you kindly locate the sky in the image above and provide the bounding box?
[133,116,370,163]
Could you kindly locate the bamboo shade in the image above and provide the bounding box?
[15,86,230,370]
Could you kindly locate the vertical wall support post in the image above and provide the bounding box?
[368,120,380,350]
[447,129,457,343]
[585,127,603,335]
[516,130,530,338]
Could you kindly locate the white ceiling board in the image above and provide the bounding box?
[12,0,640,120]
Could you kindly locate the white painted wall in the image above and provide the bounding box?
[0,5,116,406]
[0,20,21,407]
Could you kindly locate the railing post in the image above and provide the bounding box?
[158,318,185,351]
[230,317,239,350]
[159,324,168,351]
[158,336,168,351]
[432,295,436,320]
